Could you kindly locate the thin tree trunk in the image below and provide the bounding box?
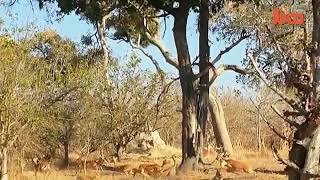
[63,118,71,167]
[63,139,69,166]
[1,147,8,180]
[257,113,262,150]
[208,92,233,155]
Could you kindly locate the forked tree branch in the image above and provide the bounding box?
[194,34,251,82]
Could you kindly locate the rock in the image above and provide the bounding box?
[150,131,166,146]
[127,130,166,152]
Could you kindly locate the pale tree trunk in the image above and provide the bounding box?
[301,126,320,180]
[97,14,111,70]
[1,147,8,180]
[208,92,233,155]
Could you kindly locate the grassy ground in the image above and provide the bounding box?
[8,146,288,180]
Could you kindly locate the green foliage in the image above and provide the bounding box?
[36,0,106,22]
[0,29,46,157]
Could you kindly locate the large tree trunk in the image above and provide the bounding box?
[173,2,199,171]
[208,92,233,155]
[288,1,320,179]
[1,147,8,180]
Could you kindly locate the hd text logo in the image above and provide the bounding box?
[272,0,304,25]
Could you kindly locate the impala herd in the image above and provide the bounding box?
[30,148,254,179]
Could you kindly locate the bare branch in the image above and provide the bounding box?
[129,39,164,76]
[250,98,293,142]
[271,142,300,171]
[208,64,255,86]
[215,64,255,76]
[144,32,179,69]
[8,0,18,6]
[212,33,251,65]
[271,105,301,128]
[153,76,180,129]
[193,34,252,82]
[129,5,179,70]
[247,52,307,114]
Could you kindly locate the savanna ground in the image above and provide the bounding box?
[10,145,287,180]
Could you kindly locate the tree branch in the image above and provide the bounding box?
[154,76,180,129]
[208,64,255,86]
[193,34,252,82]
[249,98,293,142]
[271,142,300,171]
[146,12,170,18]
[129,39,164,76]
[129,4,179,70]
[144,31,179,69]
[42,86,80,108]
[212,33,251,65]
[271,105,301,128]
[247,52,307,114]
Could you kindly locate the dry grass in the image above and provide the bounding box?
[9,146,288,180]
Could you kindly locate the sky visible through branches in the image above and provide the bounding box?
[0,1,247,91]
